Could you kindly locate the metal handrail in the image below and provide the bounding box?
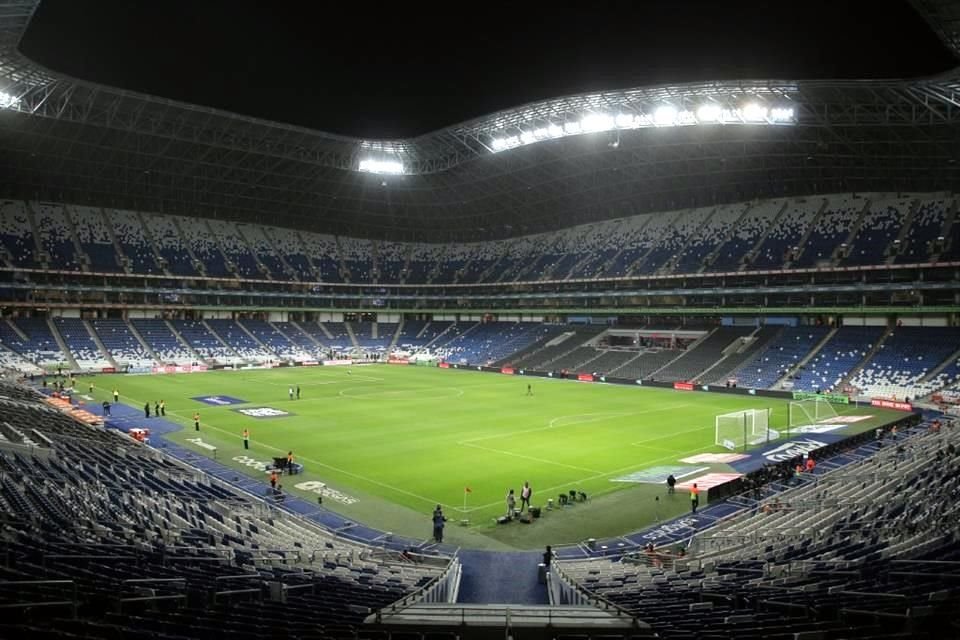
[551,561,638,621]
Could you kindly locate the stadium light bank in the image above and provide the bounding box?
[358,158,405,175]
[489,102,796,153]
[0,90,20,109]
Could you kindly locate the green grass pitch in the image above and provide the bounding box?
[89,365,898,550]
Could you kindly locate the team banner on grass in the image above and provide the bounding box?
[231,407,293,419]
[611,465,707,484]
[792,391,850,405]
[191,395,247,406]
[680,453,749,464]
[675,472,742,491]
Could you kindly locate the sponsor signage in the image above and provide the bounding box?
[674,382,694,391]
[230,456,359,504]
[761,438,828,462]
[792,391,850,405]
[191,395,247,407]
[501,367,515,375]
[438,362,450,369]
[293,480,359,505]
[101,366,116,374]
[871,398,913,412]
[577,373,594,382]
[387,358,410,365]
[301,361,319,366]
[186,437,217,452]
[637,515,711,543]
[829,415,871,423]
[322,359,353,366]
[790,423,846,434]
[232,407,293,419]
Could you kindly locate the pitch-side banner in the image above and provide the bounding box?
[792,391,850,405]
[870,398,913,412]
[674,382,694,391]
[577,373,594,382]
[501,367,515,375]
[152,364,208,374]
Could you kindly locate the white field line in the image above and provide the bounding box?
[458,441,603,474]
[627,422,716,447]
[455,444,707,513]
[338,387,464,400]
[118,391,452,511]
[459,403,692,445]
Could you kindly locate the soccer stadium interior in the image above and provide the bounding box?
[1,0,960,638]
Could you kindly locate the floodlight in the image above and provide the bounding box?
[580,113,614,132]
[697,104,721,122]
[520,131,536,144]
[503,135,520,149]
[615,113,637,128]
[653,105,678,125]
[547,124,564,138]
[563,121,582,135]
[770,107,795,123]
[677,110,697,125]
[742,103,768,121]
[0,91,18,109]
[491,138,507,151]
[533,128,549,139]
[358,158,404,175]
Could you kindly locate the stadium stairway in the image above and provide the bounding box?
[456,550,549,605]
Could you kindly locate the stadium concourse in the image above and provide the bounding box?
[2,0,960,636]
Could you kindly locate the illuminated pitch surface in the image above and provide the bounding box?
[101,366,900,550]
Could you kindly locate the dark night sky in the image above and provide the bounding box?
[19,0,958,138]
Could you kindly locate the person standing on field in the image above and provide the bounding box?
[432,505,447,543]
[243,428,250,450]
[690,483,700,513]
[520,482,532,512]
[506,489,516,518]
[193,411,200,432]
[289,386,294,400]
[296,385,301,399]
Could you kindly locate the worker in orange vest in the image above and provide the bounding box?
[690,483,700,513]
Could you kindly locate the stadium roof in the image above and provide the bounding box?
[1,0,960,241]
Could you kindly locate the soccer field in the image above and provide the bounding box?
[93,365,898,550]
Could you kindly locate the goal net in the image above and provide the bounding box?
[788,398,840,433]
[715,408,778,451]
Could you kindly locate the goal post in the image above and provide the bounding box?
[715,408,777,451]
[788,398,840,436]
